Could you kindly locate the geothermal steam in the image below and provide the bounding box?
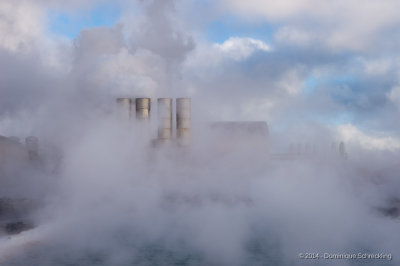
[0,1,399,266]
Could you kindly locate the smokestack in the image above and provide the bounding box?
[135,98,151,120]
[176,98,191,145]
[157,98,173,141]
[116,98,132,120]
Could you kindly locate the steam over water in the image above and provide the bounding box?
[1,0,400,265]
[1,117,399,266]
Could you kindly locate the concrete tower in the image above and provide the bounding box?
[157,98,173,141]
[176,98,191,145]
[116,98,132,120]
[135,98,151,120]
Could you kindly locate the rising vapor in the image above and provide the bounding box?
[0,0,399,266]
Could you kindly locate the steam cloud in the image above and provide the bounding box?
[0,0,399,266]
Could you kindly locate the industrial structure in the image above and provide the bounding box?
[116,97,192,145]
[135,98,151,120]
[0,136,41,236]
[114,97,347,159]
[176,98,191,145]
[157,98,173,141]
[0,97,350,238]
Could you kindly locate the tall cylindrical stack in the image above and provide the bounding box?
[176,98,191,144]
[116,98,132,119]
[157,98,173,141]
[136,98,151,120]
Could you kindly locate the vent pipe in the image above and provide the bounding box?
[157,98,173,141]
[176,98,191,145]
[136,98,151,120]
[116,98,132,119]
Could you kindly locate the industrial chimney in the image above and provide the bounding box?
[176,98,191,145]
[157,98,173,141]
[136,98,151,120]
[116,98,132,120]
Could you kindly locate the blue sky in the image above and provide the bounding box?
[41,0,400,132]
[48,3,122,38]
[303,75,356,96]
[48,2,275,44]
[205,15,275,43]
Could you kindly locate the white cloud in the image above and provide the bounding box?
[0,1,75,73]
[359,58,393,76]
[87,48,166,97]
[387,85,400,108]
[276,68,304,96]
[2,2,400,264]
[184,37,271,77]
[214,37,271,61]
[338,124,400,151]
[274,26,316,46]
[221,0,400,51]
[0,1,44,53]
